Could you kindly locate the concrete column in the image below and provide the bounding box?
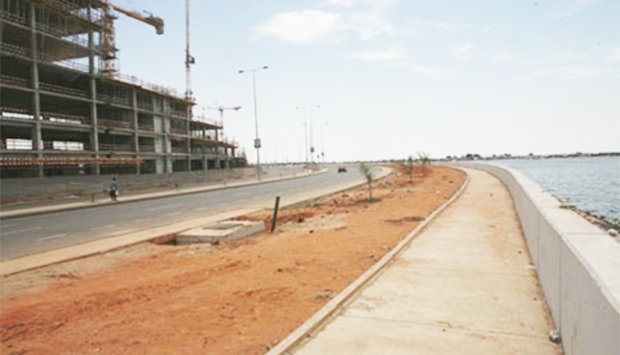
[186,105,191,172]
[202,149,209,182]
[29,3,43,177]
[87,3,100,175]
[132,91,140,175]
[162,99,172,173]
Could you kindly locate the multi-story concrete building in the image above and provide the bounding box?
[0,0,245,179]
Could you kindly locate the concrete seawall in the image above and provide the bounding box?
[460,162,619,355]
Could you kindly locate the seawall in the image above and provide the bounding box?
[459,162,619,355]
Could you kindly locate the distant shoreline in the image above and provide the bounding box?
[443,151,620,162]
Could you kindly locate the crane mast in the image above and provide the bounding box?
[185,0,194,102]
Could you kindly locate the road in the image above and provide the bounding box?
[0,165,365,260]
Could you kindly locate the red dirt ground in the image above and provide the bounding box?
[1,166,465,354]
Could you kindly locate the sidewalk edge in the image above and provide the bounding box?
[266,167,470,355]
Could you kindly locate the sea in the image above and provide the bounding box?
[495,156,620,223]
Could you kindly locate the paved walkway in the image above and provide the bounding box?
[295,168,561,354]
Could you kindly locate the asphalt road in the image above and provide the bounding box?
[0,165,365,260]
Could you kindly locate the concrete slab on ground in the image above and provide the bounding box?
[176,220,264,244]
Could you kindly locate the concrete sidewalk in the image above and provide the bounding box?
[293,168,561,354]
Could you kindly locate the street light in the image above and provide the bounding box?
[295,105,320,165]
[239,65,268,180]
[320,121,328,163]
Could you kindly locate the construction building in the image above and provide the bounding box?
[0,0,246,179]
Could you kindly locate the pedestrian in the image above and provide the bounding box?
[109,177,119,201]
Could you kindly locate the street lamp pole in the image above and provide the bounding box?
[295,106,309,165]
[239,66,268,180]
[296,105,320,165]
[321,121,327,163]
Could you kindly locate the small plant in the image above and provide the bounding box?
[403,155,414,183]
[359,163,374,201]
[417,151,431,176]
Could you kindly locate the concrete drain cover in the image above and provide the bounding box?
[176,220,264,245]
[205,223,241,230]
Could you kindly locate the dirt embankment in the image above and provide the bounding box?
[1,166,465,354]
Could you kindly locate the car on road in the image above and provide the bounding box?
[338,166,347,173]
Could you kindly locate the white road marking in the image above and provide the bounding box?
[134,218,153,224]
[90,224,115,231]
[37,233,67,242]
[196,206,210,211]
[2,226,42,235]
[147,203,182,212]
[164,211,182,217]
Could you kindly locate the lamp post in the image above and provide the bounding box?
[320,121,328,164]
[295,105,320,165]
[295,106,309,165]
[239,66,268,180]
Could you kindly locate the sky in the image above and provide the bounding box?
[112,0,620,163]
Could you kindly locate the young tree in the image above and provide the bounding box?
[418,152,431,176]
[359,163,374,201]
[404,155,414,183]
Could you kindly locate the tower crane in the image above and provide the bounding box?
[99,0,165,78]
[207,105,242,138]
[208,106,243,122]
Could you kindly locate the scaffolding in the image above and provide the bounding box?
[0,156,144,168]
[0,0,246,178]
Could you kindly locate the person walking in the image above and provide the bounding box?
[109,177,119,201]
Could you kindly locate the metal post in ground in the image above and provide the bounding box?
[271,196,281,233]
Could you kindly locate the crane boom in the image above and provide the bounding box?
[108,4,164,35]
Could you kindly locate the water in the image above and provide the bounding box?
[496,156,620,223]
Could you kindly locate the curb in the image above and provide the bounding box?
[266,167,471,355]
[0,168,328,220]
[0,167,392,276]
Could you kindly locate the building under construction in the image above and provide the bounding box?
[0,0,246,179]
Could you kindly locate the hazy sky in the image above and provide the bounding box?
[113,0,620,162]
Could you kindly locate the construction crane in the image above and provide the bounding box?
[99,0,165,78]
[185,0,195,102]
[208,106,242,121]
[207,105,242,137]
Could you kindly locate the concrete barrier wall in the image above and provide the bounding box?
[461,162,620,355]
[0,167,298,204]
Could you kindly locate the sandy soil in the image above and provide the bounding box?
[1,166,465,354]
